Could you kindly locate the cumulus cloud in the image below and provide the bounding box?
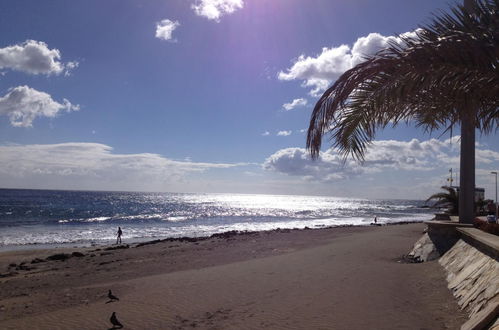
[0,85,79,127]
[0,142,246,191]
[476,148,499,164]
[0,40,78,76]
[277,130,292,136]
[155,19,180,41]
[278,31,419,96]
[263,137,499,182]
[283,98,307,111]
[263,147,362,181]
[191,0,244,22]
[261,131,270,136]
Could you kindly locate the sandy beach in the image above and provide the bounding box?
[0,223,467,329]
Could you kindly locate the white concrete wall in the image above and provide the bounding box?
[439,239,498,322]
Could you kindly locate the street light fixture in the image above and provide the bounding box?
[492,171,498,221]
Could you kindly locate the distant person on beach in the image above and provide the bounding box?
[374,216,377,224]
[116,227,122,244]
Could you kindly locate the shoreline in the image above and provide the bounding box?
[0,219,426,253]
[0,221,467,329]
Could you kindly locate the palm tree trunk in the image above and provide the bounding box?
[458,0,476,224]
[459,115,475,224]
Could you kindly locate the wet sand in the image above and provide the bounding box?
[0,223,467,329]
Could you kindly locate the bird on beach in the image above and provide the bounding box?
[110,312,123,329]
[106,289,119,303]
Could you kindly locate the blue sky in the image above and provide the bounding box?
[0,0,498,199]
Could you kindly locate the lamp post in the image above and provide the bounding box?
[492,171,498,221]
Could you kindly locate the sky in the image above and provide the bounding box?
[0,0,498,200]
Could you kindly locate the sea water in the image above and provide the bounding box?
[0,189,435,250]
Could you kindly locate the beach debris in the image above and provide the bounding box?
[31,258,46,264]
[106,290,119,303]
[110,312,123,329]
[134,231,263,248]
[99,261,114,266]
[71,251,85,257]
[178,236,201,243]
[104,244,129,251]
[46,253,71,261]
[16,264,33,271]
[0,271,18,278]
[8,263,17,268]
[135,239,164,247]
[210,230,247,239]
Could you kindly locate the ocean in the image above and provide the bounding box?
[0,188,435,250]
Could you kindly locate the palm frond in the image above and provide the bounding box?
[307,0,499,160]
[426,186,459,215]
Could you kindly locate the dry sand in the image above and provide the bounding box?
[0,223,467,329]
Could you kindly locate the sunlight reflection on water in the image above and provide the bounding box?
[0,190,434,248]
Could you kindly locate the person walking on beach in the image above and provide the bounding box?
[116,226,122,244]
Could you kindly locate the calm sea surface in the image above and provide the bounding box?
[0,189,435,250]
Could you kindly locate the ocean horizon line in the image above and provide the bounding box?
[0,187,428,202]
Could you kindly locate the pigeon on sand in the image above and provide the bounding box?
[107,289,119,303]
[110,312,123,329]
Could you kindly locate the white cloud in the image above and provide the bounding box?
[476,148,499,164]
[278,31,419,96]
[64,61,79,76]
[350,30,419,67]
[277,130,292,136]
[278,45,351,96]
[0,142,247,191]
[0,40,78,76]
[155,19,180,41]
[0,85,79,127]
[263,147,361,181]
[263,136,499,182]
[243,171,261,176]
[261,131,270,136]
[191,0,243,22]
[283,98,307,111]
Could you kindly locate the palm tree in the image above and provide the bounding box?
[307,0,498,223]
[426,186,459,215]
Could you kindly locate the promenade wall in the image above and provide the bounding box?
[438,227,498,330]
